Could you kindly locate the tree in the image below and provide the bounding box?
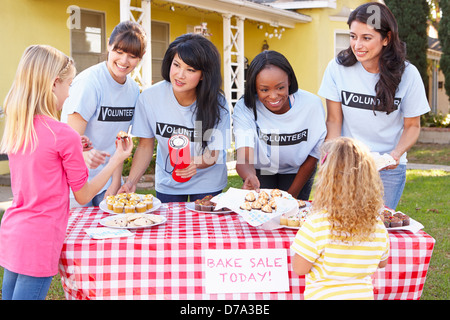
[385,0,430,93]
[439,0,450,100]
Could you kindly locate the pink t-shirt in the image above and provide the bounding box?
[0,115,88,277]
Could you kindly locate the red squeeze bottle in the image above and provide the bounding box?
[168,134,191,183]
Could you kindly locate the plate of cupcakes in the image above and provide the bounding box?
[99,193,161,214]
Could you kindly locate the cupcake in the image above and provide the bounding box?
[135,202,147,213]
[124,204,135,214]
[128,194,141,202]
[117,198,128,205]
[116,193,127,200]
[143,199,153,210]
[107,199,115,210]
[113,202,124,214]
[143,194,154,201]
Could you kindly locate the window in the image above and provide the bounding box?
[335,30,350,57]
[151,21,170,84]
[70,9,106,74]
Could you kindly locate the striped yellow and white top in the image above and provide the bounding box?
[291,210,390,300]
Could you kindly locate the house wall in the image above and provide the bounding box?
[0,0,370,175]
[0,0,121,174]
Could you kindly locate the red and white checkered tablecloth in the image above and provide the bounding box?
[58,203,435,300]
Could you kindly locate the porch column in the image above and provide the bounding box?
[222,14,245,109]
[141,0,152,89]
[223,14,232,108]
[119,0,152,89]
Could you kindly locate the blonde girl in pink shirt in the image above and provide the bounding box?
[0,45,133,300]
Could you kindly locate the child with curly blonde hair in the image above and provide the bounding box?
[291,137,389,300]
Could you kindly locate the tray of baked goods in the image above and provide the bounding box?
[381,208,424,232]
[279,200,311,229]
[186,194,233,214]
[99,213,166,229]
[99,193,161,214]
[210,187,299,229]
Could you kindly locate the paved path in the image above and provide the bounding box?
[0,163,449,211]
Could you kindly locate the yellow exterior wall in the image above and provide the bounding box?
[0,0,120,174]
[0,0,368,175]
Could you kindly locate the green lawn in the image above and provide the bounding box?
[0,143,448,300]
[408,143,450,166]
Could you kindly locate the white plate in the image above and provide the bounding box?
[386,217,424,233]
[98,213,167,229]
[99,196,161,214]
[186,202,234,214]
[282,217,424,232]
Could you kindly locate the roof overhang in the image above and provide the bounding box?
[267,0,337,10]
[165,0,312,28]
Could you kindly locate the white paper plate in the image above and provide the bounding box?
[281,216,424,232]
[185,202,234,214]
[99,195,161,214]
[386,217,424,233]
[98,213,167,229]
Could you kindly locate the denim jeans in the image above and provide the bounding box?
[379,164,407,210]
[2,268,53,300]
[84,190,107,207]
[156,190,222,203]
[256,166,317,200]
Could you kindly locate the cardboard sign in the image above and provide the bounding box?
[204,249,289,294]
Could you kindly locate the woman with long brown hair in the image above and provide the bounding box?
[318,2,430,209]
